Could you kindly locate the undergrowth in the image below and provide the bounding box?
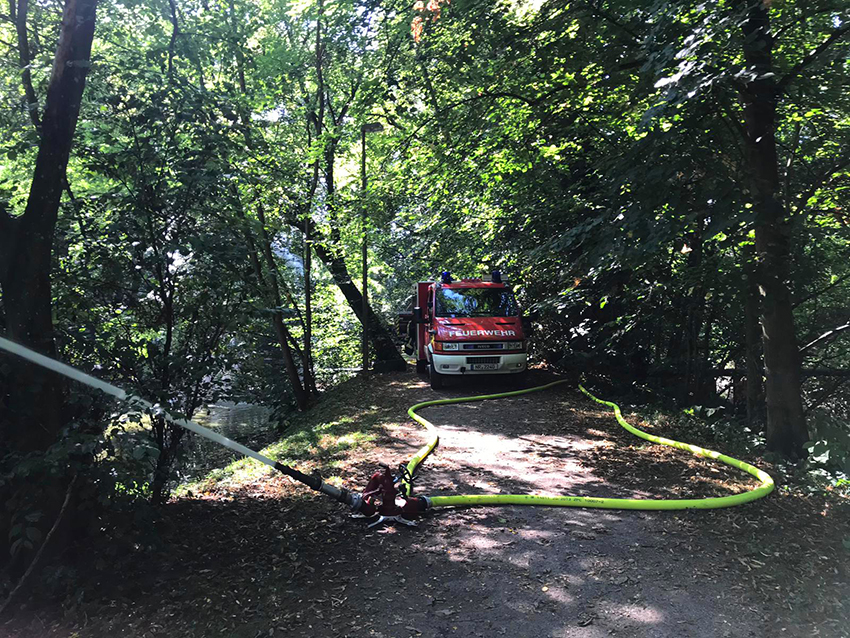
[175,375,409,496]
[626,401,850,500]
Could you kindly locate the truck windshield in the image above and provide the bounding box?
[436,288,519,318]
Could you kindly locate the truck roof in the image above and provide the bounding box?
[426,280,509,290]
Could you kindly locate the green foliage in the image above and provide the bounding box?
[806,413,850,475]
[3,0,850,561]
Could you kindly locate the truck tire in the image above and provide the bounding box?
[429,363,444,390]
[416,359,427,374]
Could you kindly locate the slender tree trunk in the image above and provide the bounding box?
[297,2,321,395]
[683,217,705,404]
[0,0,99,452]
[225,13,315,404]
[700,308,714,404]
[166,0,179,80]
[744,274,764,428]
[150,415,186,505]
[303,226,317,393]
[310,239,404,365]
[307,79,402,366]
[237,199,310,410]
[15,0,41,130]
[739,2,807,457]
[252,207,309,410]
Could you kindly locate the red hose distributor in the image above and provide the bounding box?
[355,465,429,527]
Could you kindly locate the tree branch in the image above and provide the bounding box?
[395,85,573,153]
[0,474,77,618]
[794,271,850,308]
[167,0,179,79]
[793,153,850,217]
[576,1,642,46]
[0,208,15,282]
[800,321,850,355]
[721,92,748,142]
[776,23,850,95]
[773,6,847,43]
[804,376,850,414]
[16,0,41,130]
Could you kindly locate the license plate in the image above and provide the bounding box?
[471,363,499,371]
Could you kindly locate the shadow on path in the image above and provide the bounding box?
[7,370,847,638]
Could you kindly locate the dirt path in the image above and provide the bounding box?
[6,371,849,637]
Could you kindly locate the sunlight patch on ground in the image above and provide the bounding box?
[178,411,385,494]
[432,425,602,496]
[605,602,665,624]
[584,428,619,443]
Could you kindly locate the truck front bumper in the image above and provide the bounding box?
[429,351,527,376]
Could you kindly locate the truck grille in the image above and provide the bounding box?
[462,342,505,350]
[466,356,500,365]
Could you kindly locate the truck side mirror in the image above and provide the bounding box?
[413,306,424,324]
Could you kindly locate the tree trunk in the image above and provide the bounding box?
[311,239,404,365]
[300,48,402,367]
[744,274,764,428]
[225,11,314,405]
[303,226,317,393]
[700,307,714,404]
[301,0,322,393]
[755,224,807,456]
[739,2,807,457]
[683,217,705,404]
[15,0,42,131]
[243,211,309,410]
[150,415,185,505]
[0,0,99,452]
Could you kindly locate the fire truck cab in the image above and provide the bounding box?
[399,272,528,389]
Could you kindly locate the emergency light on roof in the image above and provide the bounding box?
[438,272,508,284]
[476,272,507,283]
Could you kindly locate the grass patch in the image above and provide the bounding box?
[176,374,415,495]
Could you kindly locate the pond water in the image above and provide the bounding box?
[180,402,275,484]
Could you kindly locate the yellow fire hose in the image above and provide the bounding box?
[0,333,773,516]
[406,379,774,510]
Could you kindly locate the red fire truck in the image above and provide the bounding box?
[399,272,528,389]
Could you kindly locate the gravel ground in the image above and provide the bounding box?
[5,370,848,637]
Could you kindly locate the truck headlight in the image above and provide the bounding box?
[439,342,459,351]
[507,341,526,351]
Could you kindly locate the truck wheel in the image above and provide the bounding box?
[429,363,444,390]
[416,359,427,374]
